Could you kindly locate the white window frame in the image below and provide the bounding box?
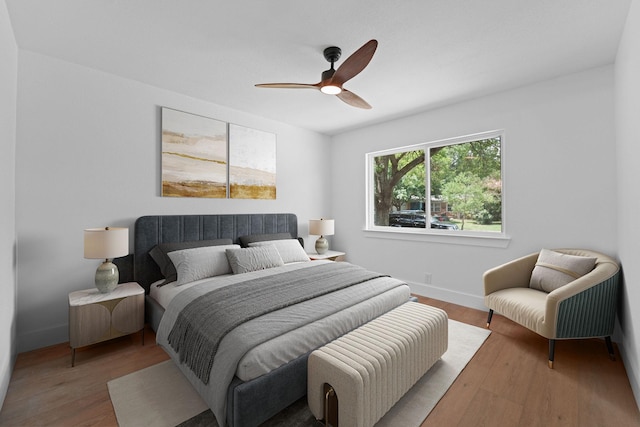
[364,130,510,247]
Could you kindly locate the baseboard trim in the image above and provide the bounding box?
[407,281,487,311]
[17,323,67,354]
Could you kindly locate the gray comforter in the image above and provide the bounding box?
[167,262,387,384]
[156,261,410,426]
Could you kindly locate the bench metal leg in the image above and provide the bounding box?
[323,383,338,427]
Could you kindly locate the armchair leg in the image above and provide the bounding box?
[548,339,555,369]
[605,336,616,361]
[486,309,494,328]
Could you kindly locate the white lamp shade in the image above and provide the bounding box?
[309,219,335,236]
[84,227,129,259]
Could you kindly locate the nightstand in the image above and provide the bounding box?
[68,282,144,366]
[307,250,346,261]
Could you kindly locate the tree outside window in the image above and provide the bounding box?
[373,150,424,226]
[368,132,503,233]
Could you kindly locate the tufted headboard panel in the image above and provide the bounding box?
[134,213,299,293]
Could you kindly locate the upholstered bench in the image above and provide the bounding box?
[307,301,448,427]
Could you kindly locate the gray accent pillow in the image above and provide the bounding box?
[167,244,239,286]
[238,233,293,248]
[248,240,310,264]
[226,246,285,274]
[529,249,597,292]
[149,238,233,284]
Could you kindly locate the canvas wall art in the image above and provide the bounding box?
[229,124,277,200]
[161,108,228,198]
[161,107,276,199]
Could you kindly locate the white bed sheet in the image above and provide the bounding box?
[150,274,232,309]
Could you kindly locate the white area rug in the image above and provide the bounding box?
[108,319,490,427]
[108,359,208,427]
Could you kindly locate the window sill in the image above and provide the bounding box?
[363,227,511,248]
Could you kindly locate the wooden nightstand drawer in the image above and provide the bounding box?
[69,282,144,366]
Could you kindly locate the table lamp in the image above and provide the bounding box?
[309,219,334,255]
[84,227,129,293]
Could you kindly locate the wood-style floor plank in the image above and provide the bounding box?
[1,298,638,427]
[417,296,640,427]
[0,326,169,426]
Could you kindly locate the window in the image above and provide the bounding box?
[366,130,504,236]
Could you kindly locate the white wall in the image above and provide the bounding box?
[0,0,17,411]
[615,0,640,408]
[331,66,617,310]
[15,51,331,352]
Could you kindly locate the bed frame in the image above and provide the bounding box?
[134,213,307,427]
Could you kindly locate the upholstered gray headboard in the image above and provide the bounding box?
[134,213,299,293]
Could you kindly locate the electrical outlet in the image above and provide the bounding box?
[424,273,432,284]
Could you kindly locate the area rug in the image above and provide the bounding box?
[108,319,490,427]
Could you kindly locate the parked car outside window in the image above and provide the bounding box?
[388,210,458,230]
[389,210,427,228]
[430,217,459,230]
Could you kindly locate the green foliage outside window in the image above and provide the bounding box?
[371,135,502,232]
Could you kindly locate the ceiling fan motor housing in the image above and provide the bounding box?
[321,68,336,81]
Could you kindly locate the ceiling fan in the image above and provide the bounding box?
[255,39,378,109]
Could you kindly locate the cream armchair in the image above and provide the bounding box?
[483,249,620,368]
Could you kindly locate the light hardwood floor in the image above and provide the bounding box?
[1,297,638,426]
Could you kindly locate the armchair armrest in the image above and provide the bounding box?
[547,260,619,302]
[483,253,538,296]
[544,260,620,338]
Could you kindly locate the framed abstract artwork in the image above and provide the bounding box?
[229,123,276,199]
[161,107,276,199]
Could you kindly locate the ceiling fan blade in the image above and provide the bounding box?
[255,83,320,89]
[336,89,372,109]
[330,39,378,87]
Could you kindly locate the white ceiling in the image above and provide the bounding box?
[6,0,632,135]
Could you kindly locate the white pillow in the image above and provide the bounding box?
[248,239,310,263]
[167,244,239,286]
[529,249,597,292]
[226,246,285,274]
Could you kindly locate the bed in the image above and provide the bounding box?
[134,213,411,427]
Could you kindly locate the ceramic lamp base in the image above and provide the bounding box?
[95,260,119,293]
[315,236,329,254]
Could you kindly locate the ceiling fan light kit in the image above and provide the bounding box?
[256,40,378,109]
[320,85,342,95]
